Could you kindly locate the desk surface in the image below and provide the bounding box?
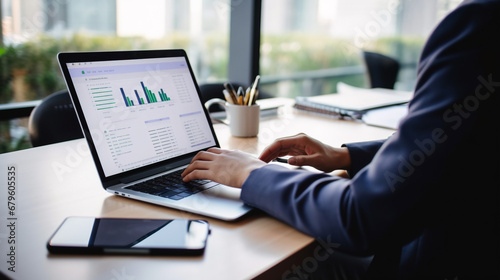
[0,98,394,280]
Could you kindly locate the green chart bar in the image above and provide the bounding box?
[159,89,170,101]
[140,81,170,104]
[126,96,133,106]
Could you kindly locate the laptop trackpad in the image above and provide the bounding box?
[200,184,241,200]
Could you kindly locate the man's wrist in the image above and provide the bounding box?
[334,146,351,170]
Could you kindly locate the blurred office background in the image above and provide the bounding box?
[0,0,461,153]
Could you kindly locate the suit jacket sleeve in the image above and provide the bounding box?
[342,139,386,177]
[241,0,500,255]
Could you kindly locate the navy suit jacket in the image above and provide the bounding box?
[241,0,500,278]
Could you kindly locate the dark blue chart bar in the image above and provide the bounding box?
[134,90,142,105]
[120,88,130,107]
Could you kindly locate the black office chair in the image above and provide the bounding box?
[28,89,84,147]
[361,51,400,89]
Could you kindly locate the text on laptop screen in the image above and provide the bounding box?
[66,57,216,177]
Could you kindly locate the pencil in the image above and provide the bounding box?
[237,94,243,105]
[222,89,234,104]
[247,75,260,106]
[223,82,238,104]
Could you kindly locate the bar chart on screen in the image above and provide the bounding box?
[119,81,172,107]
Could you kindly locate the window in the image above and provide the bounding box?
[0,0,230,153]
[259,0,462,98]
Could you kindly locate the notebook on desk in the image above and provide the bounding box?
[57,49,252,221]
[294,82,412,120]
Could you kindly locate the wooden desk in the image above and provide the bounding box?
[0,98,394,280]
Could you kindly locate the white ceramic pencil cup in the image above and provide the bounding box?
[205,98,260,137]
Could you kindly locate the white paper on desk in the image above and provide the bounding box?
[362,104,409,129]
[301,82,413,111]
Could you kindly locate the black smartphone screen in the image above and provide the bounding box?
[47,217,210,255]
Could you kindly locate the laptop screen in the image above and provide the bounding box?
[64,55,217,177]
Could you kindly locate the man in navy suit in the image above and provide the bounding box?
[183,0,500,278]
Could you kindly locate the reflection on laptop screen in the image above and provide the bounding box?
[66,57,216,177]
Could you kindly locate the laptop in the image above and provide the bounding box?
[57,49,252,221]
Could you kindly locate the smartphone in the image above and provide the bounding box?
[47,217,210,255]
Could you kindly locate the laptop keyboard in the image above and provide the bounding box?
[125,169,218,200]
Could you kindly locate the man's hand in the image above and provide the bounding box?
[259,133,351,173]
[182,148,266,188]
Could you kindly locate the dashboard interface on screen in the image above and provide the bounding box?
[66,57,216,177]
